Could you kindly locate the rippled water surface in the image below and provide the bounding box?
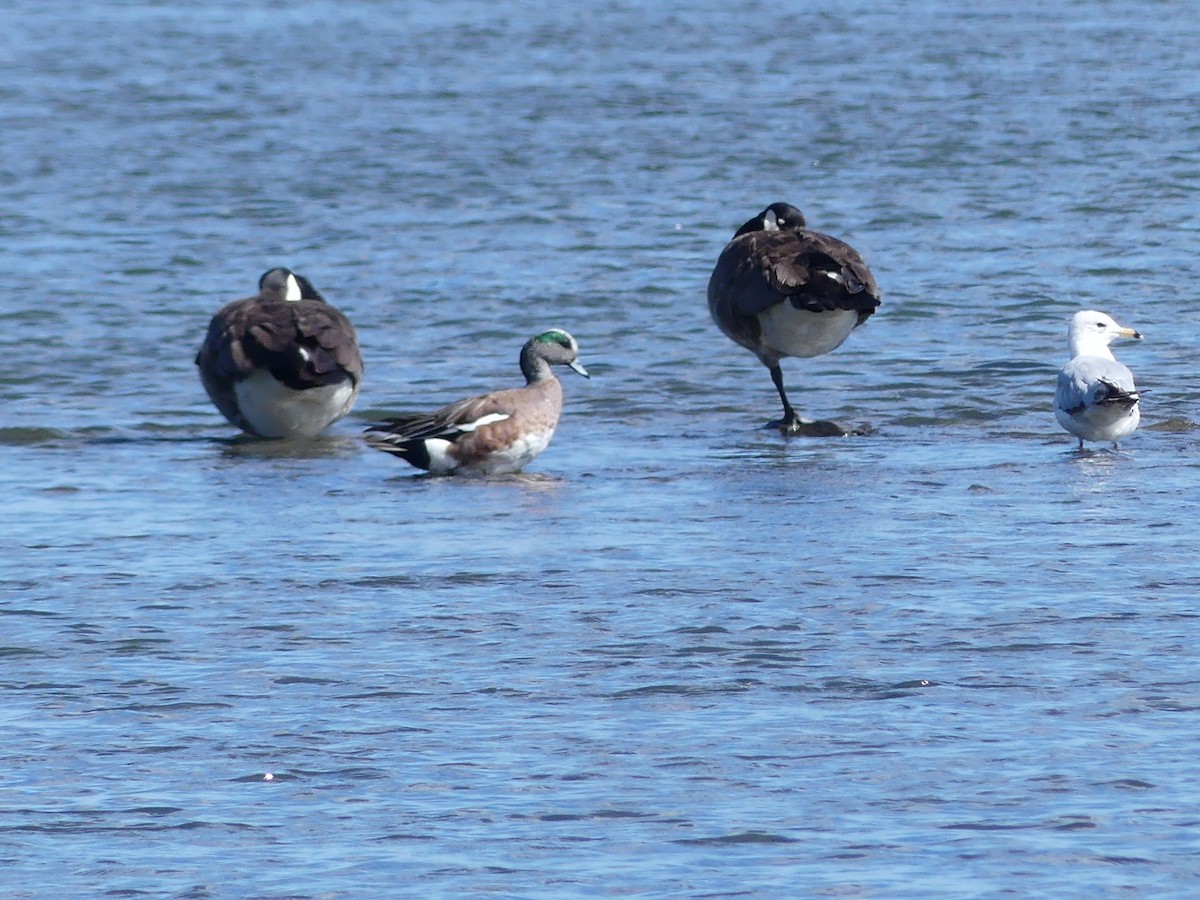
[4,1,1200,896]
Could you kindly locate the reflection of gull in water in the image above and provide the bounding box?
[1053,310,1143,450]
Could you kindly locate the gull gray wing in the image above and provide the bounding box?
[1056,356,1137,414]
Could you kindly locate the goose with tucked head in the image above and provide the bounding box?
[708,202,880,436]
[196,267,363,438]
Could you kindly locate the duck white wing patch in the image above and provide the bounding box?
[455,412,510,433]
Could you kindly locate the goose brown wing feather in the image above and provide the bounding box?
[198,297,361,392]
[710,229,880,337]
[292,303,364,382]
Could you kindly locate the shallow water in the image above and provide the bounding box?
[4,0,1200,896]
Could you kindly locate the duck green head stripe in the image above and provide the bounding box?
[534,329,571,346]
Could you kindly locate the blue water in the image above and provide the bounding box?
[4,0,1200,896]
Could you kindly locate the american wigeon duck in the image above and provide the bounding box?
[708,202,881,436]
[196,267,363,438]
[1054,310,1143,450]
[364,329,588,475]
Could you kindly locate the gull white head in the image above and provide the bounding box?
[1066,310,1142,360]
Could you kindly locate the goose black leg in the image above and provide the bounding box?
[765,364,860,437]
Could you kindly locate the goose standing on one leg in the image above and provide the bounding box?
[1054,309,1143,450]
[364,329,588,476]
[196,267,364,439]
[707,202,881,436]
